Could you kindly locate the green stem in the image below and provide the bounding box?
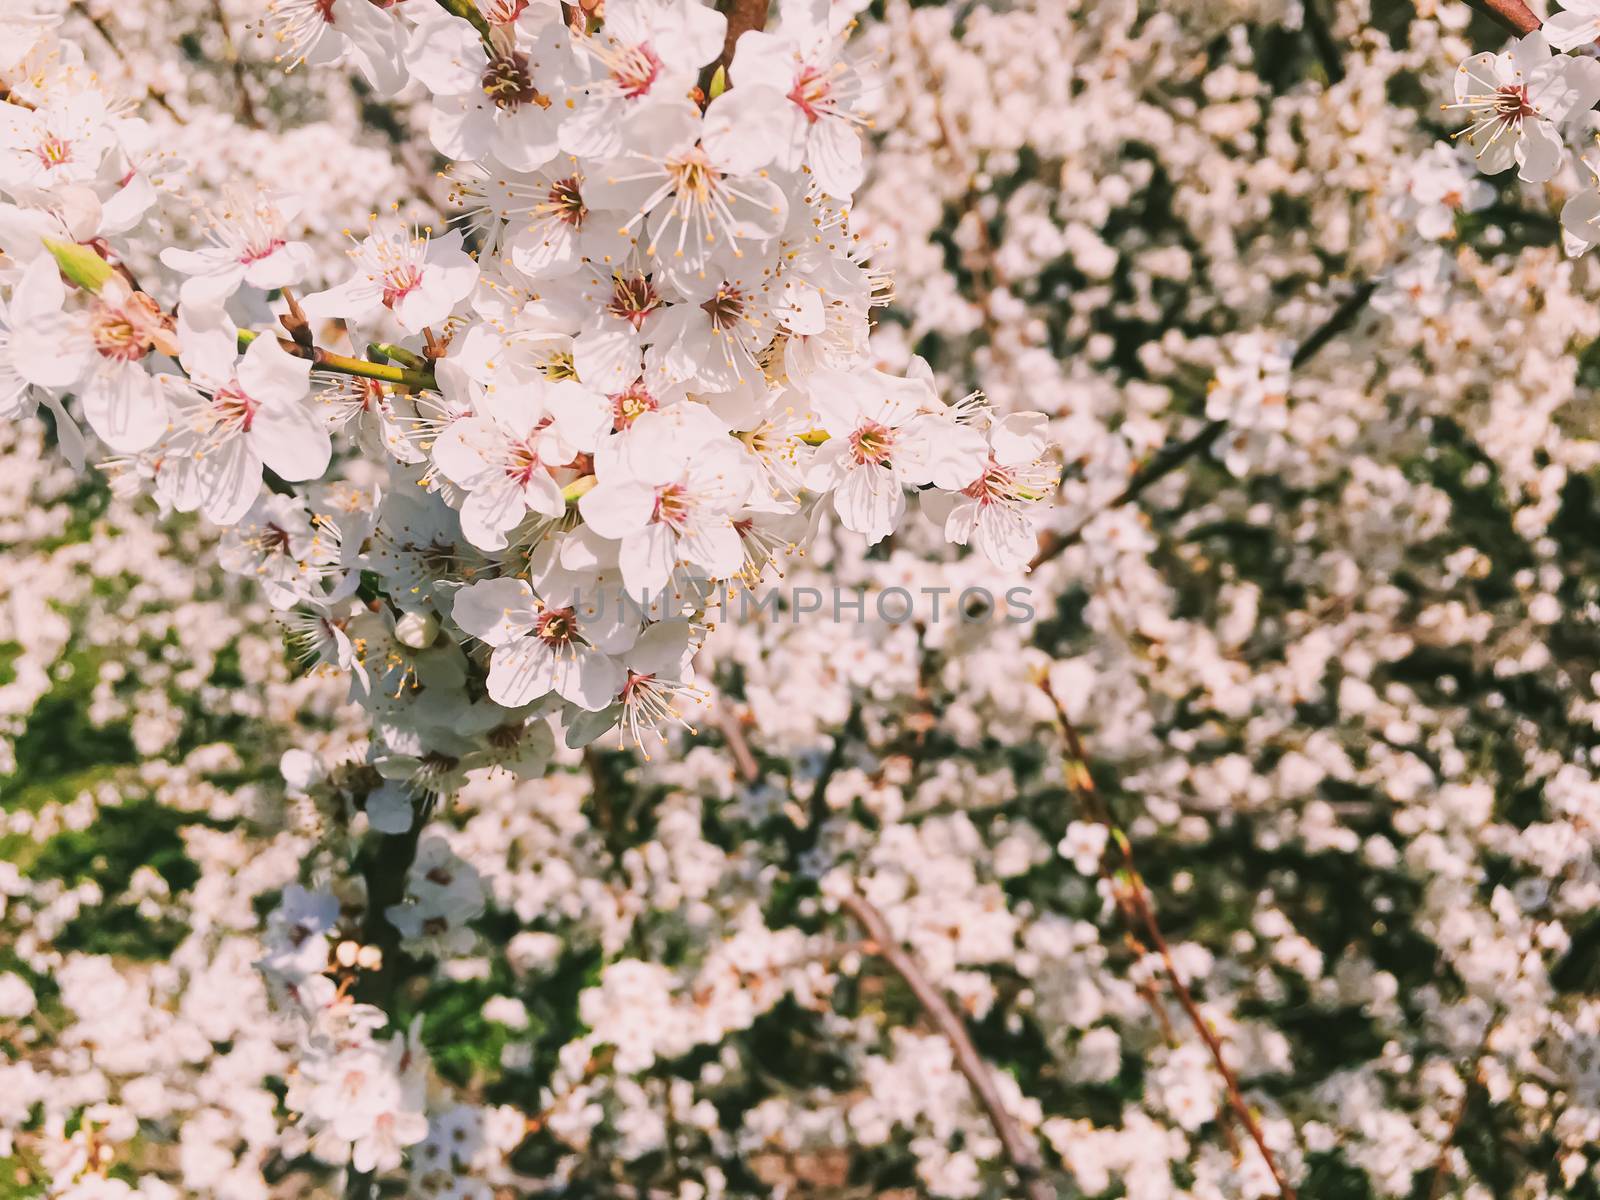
[236,329,437,390]
[435,0,494,42]
[368,342,430,371]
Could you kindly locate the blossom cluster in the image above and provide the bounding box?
[0,0,1057,832]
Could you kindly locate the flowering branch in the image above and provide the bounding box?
[837,892,1056,1200]
[1040,679,1298,1199]
[207,0,260,126]
[71,3,185,123]
[1028,279,1377,570]
[233,329,437,390]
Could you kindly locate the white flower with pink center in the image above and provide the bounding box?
[561,0,728,158]
[921,412,1059,571]
[804,366,987,544]
[405,2,574,171]
[264,0,407,96]
[0,93,116,191]
[578,405,753,595]
[302,223,479,335]
[452,575,633,710]
[585,98,792,288]
[727,0,870,196]
[14,262,174,454]
[450,161,631,280]
[432,378,611,551]
[159,189,315,306]
[1449,32,1600,183]
[155,306,330,525]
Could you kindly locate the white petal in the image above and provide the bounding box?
[82,362,168,452]
[250,400,331,482]
[452,577,537,646]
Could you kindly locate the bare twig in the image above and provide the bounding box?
[902,13,1006,340]
[1301,0,1345,83]
[72,4,186,123]
[838,892,1055,1200]
[208,0,261,127]
[712,703,761,783]
[1041,680,1298,1199]
[1028,279,1377,571]
[1425,1078,1475,1200]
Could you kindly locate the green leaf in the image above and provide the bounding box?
[42,238,114,294]
[708,66,728,99]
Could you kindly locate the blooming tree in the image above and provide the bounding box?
[4,0,1600,1197]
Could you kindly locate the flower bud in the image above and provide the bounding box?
[394,610,439,649]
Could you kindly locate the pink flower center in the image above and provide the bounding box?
[546,177,587,228]
[849,421,894,466]
[612,44,661,99]
[90,293,168,363]
[381,264,423,309]
[34,135,72,168]
[962,459,1013,505]
[611,380,658,430]
[608,273,661,330]
[482,50,549,111]
[260,522,293,552]
[1493,83,1533,120]
[240,238,286,265]
[485,0,528,24]
[788,65,831,123]
[700,284,746,330]
[536,607,577,645]
[652,483,690,529]
[213,383,261,431]
[505,437,546,485]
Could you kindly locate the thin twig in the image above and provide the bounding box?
[1425,1078,1475,1200]
[712,704,761,783]
[903,10,1006,340]
[1028,279,1377,571]
[235,329,437,390]
[72,4,186,123]
[838,892,1055,1200]
[1301,0,1345,84]
[208,0,261,127]
[1041,680,1297,1198]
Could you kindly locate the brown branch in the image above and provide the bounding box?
[1425,1079,1475,1200]
[838,892,1054,1200]
[1466,0,1540,33]
[1041,680,1297,1199]
[712,703,761,783]
[208,0,261,128]
[698,0,769,98]
[1028,279,1376,571]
